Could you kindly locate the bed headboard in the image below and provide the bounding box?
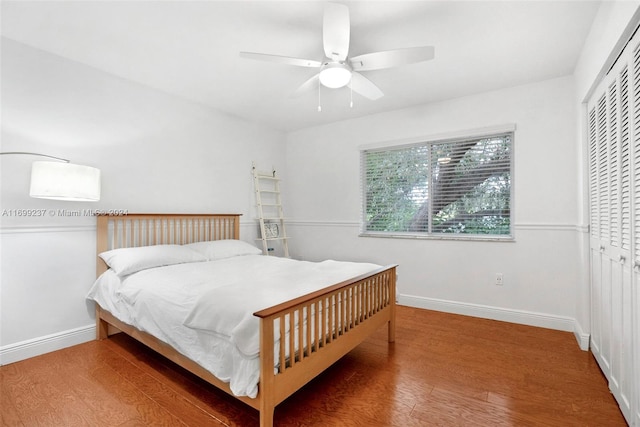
[96,213,241,277]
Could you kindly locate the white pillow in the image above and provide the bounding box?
[99,244,207,276]
[185,239,262,261]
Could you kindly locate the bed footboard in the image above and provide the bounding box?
[254,265,397,427]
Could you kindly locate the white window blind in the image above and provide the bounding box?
[362,132,512,238]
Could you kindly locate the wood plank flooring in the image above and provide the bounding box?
[1,306,626,426]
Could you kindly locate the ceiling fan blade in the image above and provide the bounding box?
[291,74,320,97]
[323,3,350,61]
[350,46,434,71]
[239,52,322,68]
[350,72,384,100]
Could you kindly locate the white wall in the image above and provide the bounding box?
[285,76,587,344]
[0,38,286,363]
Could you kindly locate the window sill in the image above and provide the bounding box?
[359,232,515,242]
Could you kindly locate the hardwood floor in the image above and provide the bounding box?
[1,306,626,426]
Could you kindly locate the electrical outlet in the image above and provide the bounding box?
[495,273,504,286]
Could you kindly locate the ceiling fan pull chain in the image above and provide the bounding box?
[318,79,322,112]
[350,81,354,108]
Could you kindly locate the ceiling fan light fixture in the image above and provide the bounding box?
[319,62,352,88]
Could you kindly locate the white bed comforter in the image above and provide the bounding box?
[86,255,381,398]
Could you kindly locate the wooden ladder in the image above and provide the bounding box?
[252,162,289,257]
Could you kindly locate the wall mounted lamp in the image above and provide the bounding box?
[0,152,101,202]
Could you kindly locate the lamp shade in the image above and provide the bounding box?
[30,161,101,201]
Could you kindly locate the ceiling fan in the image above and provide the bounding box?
[239,2,434,103]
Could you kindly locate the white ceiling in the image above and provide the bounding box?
[1,1,600,132]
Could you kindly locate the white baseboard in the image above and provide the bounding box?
[572,319,591,351]
[398,294,590,351]
[0,324,96,366]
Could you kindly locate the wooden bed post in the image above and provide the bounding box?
[96,216,110,340]
[96,216,109,277]
[388,267,397,343]
[233,215,241,241]
[259,317,275,427]
[96,306,109,340]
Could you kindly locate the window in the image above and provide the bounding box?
[361,131,513,239]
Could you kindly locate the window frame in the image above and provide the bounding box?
[360,125,516,241]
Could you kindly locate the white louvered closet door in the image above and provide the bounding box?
[633,41,640,427]
[587,28,640,427]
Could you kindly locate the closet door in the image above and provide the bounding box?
[614,53,633,422]
[589,80,616,389]
[633,41,640,427]
[588,89,608,375]
[587,29,638,425]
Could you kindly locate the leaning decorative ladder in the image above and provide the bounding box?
[252,162,290,257]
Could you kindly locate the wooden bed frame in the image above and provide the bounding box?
[94,213,396,427]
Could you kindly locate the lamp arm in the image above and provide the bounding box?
[0,152,70,163]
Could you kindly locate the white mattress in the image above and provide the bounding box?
[86,254,381,398]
